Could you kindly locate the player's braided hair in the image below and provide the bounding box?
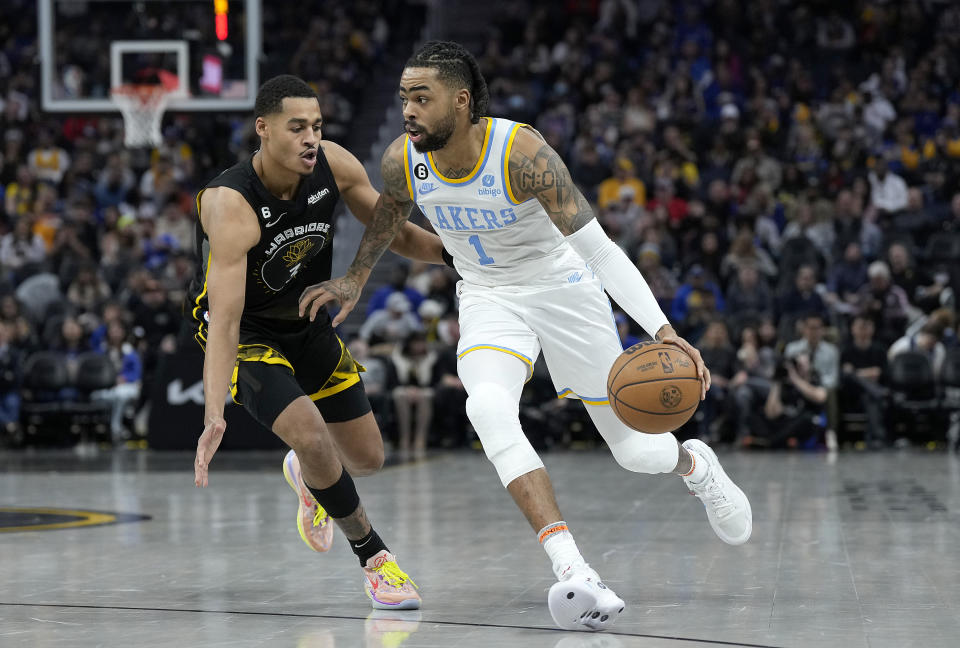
[254,75,317,117]
[405,41,489,124]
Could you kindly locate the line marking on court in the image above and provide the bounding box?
[0,601,786,647]
[0,508,151,533]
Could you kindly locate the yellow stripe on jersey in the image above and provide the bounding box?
[427,117,493,184]
[402,135,415,201]
[192,188,211,324]
[556,388,609,406]
[502,122,525,205]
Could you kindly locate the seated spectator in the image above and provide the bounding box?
[887,242,946,314]
[388,332,437,460]
[888,320,947,376]
[757,351,828,449]
[868,159,909,218]
[66,263,112,314]
[0,320,23,434]
[91,320,142,443]
[784,312,840,444]
[670,264,725,338]
[359,292,422,346]
[720,231,778,286]
[636,243,678,307]
[840,315,888,448]
[776,264,828,337]
[615,311,641,349]
[597,156,646,210]
[825,241,868,315]
[347,337,392,434]
[432,314,468,448]
[696,319,736,440]
[0,216,47,284]
[856,261,912,347]
[366,263,425,318]
[726,264,774,321]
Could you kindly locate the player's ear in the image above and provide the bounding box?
[255,116,268,138]
[455,88,471,114]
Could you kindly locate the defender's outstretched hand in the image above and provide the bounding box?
[299,275,362,326]
[195,416,226,487]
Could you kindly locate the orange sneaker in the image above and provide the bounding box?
[363,550,421,610]
[282,450,333,552]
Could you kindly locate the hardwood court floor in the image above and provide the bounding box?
[1,446,958,647]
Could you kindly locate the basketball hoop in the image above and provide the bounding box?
[110,84,177,148]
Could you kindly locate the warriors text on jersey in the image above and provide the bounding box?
[402,117,586,287]
[185,150,340,342]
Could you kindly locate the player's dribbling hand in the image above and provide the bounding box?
[195,416,226,488]
[299,275,361,326]
[657,327,711,400]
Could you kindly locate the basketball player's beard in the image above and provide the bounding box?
[409,110,456,153]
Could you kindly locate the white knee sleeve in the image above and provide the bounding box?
[465,382,544,486]
[586,404,679,474]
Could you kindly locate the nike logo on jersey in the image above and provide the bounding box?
[419,182,437,194]
[266,212,287,228]
[307,188,330,205]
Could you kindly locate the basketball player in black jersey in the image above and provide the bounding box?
[186,75,445,609]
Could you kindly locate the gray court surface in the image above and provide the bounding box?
[2,447,958,648]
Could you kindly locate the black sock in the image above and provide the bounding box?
[349,528,389,566]
[305,467,360,518]
[305,468,388,565]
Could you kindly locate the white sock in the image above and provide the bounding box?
[538,521,586,580]
[681,448,708,483]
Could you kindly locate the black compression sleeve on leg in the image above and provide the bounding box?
[306,467,360,519]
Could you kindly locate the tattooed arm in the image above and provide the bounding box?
[298,135,414,326]
[507,127,711,396]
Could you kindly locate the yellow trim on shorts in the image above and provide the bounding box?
[229,344,294,404]
[307,336,365,401]
[457,344,534,382]
[556,388,609,406]
[402,135,415,201]
[427,117,493,184]
[503,122,525,204]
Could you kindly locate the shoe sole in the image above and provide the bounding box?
[365,584,422,610]
[283,450,332,553]
[548,579,625,631]
[686,440,753,545]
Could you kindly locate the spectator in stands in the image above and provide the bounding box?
[27,129,71,186]
[359,292,422,346]
[888,319,948,376]
[670,264,725,338]
[91,319,142,443]
[696,319,736,441]
[346,337,392,436]
[366,263,425,318]
[720,231,778,286]
[636,243,678,307]
[825,241,868,316]
[93,152,135,208]
[784,312,840,442]
[776,264,828,332]
[597,156,646,210]
[840,314,888,448]
[431,313,468,448]
[66,263,111,314]
[758,351,828,449]
[0,216,46,284]
[389,332,437,461]
[887,242,946,314]
[732,131,783,193]
[857,261,912,347]
[0,320,22,434]
[726,263,774,322]
[868,159,909,217]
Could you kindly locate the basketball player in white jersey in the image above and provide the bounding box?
[300,41,752,632]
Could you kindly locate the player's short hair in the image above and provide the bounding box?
[405,41,489,124]
[254,75,317,118]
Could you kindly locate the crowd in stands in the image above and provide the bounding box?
[3,1,960,452]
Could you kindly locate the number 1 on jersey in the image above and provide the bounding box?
[468,234,494,265]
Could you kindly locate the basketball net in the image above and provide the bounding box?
[110,84,177,148]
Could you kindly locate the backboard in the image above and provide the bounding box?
[38,0,261,112]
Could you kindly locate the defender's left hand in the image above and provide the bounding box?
[658,329,711,399]
[299,275,362,326]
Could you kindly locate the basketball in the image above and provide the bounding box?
[606,342,701,434]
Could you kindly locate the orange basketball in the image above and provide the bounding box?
[606,342,701,434]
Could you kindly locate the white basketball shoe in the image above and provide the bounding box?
[548,565,625,631]
[682,439,752,545]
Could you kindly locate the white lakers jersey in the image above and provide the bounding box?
[402,118,586,287]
